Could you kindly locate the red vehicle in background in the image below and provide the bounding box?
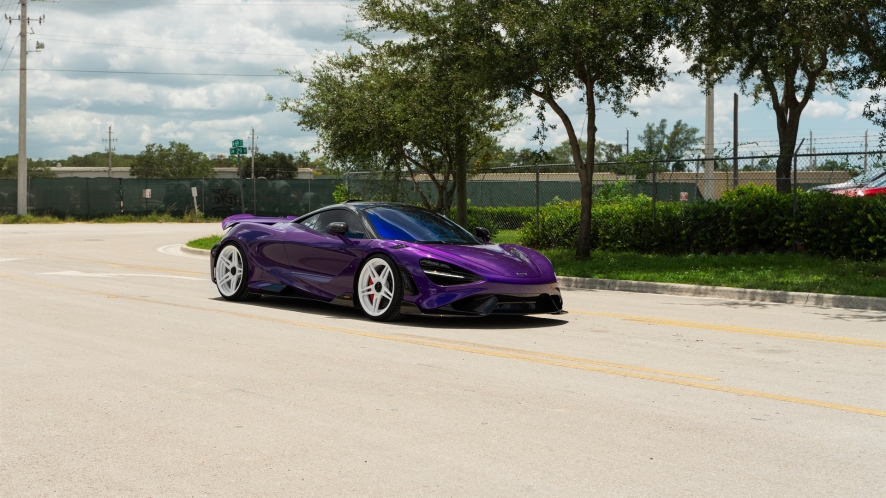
[831,176,886,197]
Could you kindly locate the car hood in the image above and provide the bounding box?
[414,243,543,278]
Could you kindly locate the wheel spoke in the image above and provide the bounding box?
[381,288,394,300]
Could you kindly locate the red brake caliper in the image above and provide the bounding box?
[368,277,374,303]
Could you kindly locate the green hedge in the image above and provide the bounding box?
[517,185,886,259]
[449,205,535,237]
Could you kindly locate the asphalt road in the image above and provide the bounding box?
[1,223,884,497]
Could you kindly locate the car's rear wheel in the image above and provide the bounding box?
[215,243,258,301]
[356,255,403,321]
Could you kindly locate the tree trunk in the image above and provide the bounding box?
[576,85,597,258]
[774,104,802,193]
[454,128,468,227]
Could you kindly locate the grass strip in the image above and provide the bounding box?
[0,213,221,224]
[544,249,886,298]
[187,235,223,250]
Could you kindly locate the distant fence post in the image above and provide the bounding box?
[535,161,540,230]
[792,138,805,219]
[652,161,657,221]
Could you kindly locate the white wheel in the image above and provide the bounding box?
[215,244,245,298]
[357,256,400,319]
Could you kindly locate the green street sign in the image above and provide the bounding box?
[232,139,243,147]
[229,146,248,156]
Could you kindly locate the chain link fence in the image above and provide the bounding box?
[1,152,883,252]
[0,177,341,218]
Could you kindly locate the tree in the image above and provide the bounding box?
[835,1,885,145]
[637,119,702,171]
[273,48,515,214]
[59,152,137,169]
[129,142,215,179]
[547,139,624,167]
[0,155,56,178]
[359,0,675,257]
[679,0,853,193]
[480,145,552,168]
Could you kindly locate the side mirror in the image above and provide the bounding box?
[327,221,358,245]
[327,222,348,235]
[474,227,491,243]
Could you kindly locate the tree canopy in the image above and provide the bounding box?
[677,0,869,192]
[0,155,56,179]
[637,119,702,172]
[273,45,516,213]
[129,142,215,179]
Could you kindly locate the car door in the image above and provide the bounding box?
[238,223,293,288]
[282,209,370,299]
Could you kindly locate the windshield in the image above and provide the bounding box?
[364,206,480,245]
[867,176,886,188]
[850,167,885,186]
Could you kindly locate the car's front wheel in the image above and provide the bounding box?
[356,255,404,321]
[215,243,258,301]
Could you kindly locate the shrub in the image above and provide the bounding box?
[516,185,886,259]
[448,206,535,238]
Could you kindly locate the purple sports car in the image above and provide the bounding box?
[210,202,563,321]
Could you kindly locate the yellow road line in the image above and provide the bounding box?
[2,271,884,417]
[568,310,886,349]
[394,333,720,381]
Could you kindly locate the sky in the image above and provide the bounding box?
[0,0,880,163]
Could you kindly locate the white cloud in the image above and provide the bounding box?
[805,100,847,118]
[0,2,875,159]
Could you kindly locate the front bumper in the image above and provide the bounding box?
[404,280,563,317]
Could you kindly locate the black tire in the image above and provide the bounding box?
[214,242,260,302]
[355,254,404,322]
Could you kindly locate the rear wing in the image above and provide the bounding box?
[221,214,297,230]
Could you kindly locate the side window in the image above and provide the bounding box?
[300,210,368,239]
[299,214,320,230]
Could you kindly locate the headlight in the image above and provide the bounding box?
[420,259,482,286]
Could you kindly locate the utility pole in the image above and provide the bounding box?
[864,130,868,173]
[249,127,258,214]
[733,93,738,189]
[625,129,629,177]
[704,85,714,200]
[103,125,116,177]
[7,1,45,215]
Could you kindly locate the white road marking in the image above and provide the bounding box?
[0,258,24,263]
[157,244,209,260]
[40,270,205,281]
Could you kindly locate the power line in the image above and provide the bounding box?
[38,37,321,56]
[0,36,15,73]
[5,68,290,75]
[39,33,351,49]
[55,1,347,5]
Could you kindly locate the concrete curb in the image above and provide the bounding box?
[557,276,886,312]
[180,245,210,257]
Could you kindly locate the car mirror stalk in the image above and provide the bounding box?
[327,222,358,245]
